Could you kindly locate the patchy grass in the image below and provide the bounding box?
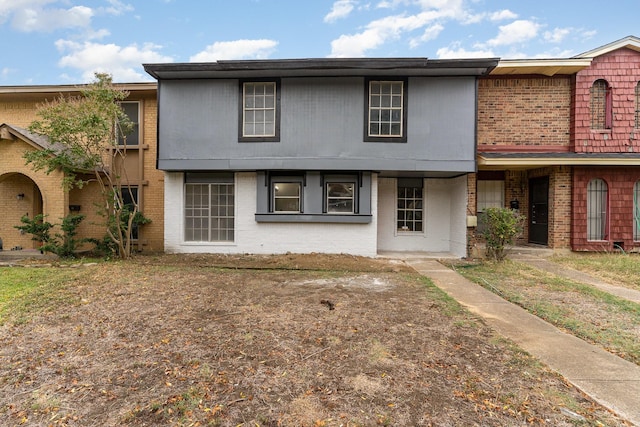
[0,254,631,426]
[447,259,640,365]
[0,267,83,324]
[551,252,640,291]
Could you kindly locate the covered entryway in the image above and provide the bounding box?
[0,173,43,250]
[0,123,69,251]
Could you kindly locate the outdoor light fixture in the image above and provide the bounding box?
[16,193,25,200]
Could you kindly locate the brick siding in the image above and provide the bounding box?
[478,76,572,149]
[0,89,164,252]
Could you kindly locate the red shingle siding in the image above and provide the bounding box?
[572,48,640,153]
[572,167,640,251]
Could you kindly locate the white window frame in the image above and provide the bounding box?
[326,182,356,214]
[367,80,405,139]
[272,182,302,213]
[396,179,424,233]
[242,81,277,138]
[184,180,235,242]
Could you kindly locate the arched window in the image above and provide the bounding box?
[587,178,608,241]
[635,82,640,129]
[634,181,640,240]
[590,79,612,130]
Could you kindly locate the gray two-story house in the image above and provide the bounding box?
[144,58,497,257]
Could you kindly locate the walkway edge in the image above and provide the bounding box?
[407,258,640,427]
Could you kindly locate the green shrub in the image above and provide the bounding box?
[481,207,525,261]
[15,214,86,258]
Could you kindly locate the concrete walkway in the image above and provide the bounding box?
[406,258,640,426]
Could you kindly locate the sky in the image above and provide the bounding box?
[1,0,639,86]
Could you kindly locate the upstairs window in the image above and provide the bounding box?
[587,178,608,241]
[365,79,407,142]
[240,80,280,142]
[590,79,612,130]
[118,102,139,145]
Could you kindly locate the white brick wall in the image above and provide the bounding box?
[164,172,378,256]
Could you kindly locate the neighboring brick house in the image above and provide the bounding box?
[475,36,640,253]
[0,84,164,252]
[144,58,497,257]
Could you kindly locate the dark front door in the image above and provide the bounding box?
[529,177,549,245]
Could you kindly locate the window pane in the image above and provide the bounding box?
[273,182,301,213]
[185,182,234,242]
[368,81,404,138]
[327,183,355,214]
[242,82,276,137]
[118,102,139,145]
[274,183,299,197]
[397,181,423,232]
[587,179,607,240]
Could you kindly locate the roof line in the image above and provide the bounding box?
[573,35,640,58]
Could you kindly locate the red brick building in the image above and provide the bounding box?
[474,36,640,253]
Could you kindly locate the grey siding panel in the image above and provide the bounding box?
[158,158,476,172]
[158,77,477,172]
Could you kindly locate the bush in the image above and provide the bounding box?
[481,207,525,261]
[15,214,86,258]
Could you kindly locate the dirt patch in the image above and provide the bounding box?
[0,254,629,426]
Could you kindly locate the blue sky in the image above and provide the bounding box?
[1,0,639,85]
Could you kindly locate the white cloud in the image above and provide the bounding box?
[437,44,494,58]
[489,9,517,21]
[11,4,93,32]
[544,27,571,43]
[328,0,496,56]
[189,39,278,62]
[0,0,132,32]
[330,10,449,57]
[324,0,357,23]
[101,0,134,16]
[486,19,540,46]
[409,23,443,48]
[55,39,173,82]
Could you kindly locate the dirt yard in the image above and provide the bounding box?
[0,254,629,426]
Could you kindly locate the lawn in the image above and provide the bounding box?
[0,254,629,426]
[446,258,640,366]
[551,252,640,291]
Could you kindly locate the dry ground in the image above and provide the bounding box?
[0,254,630,426]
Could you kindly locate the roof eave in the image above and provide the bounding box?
[478,154,640,168]
[143,57,499,80]
[490,58,592,76]
[574,35,640,58]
